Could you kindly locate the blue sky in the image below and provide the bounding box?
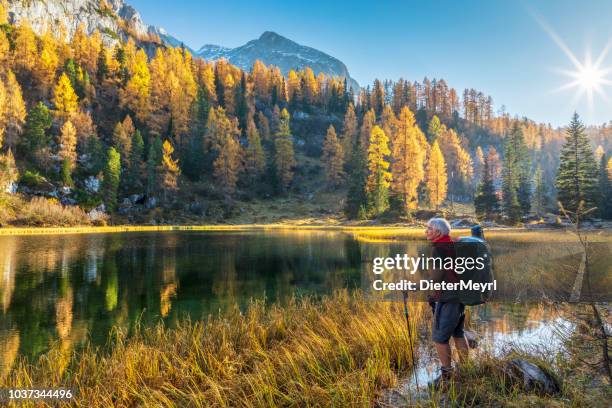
[129,0,612,127]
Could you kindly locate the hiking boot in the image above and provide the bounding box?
[429,366,454,390]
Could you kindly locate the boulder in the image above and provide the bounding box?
[507,359,560,395]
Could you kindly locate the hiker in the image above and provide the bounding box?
[425,218,469,388]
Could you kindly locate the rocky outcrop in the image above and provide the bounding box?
[6,0,149,46]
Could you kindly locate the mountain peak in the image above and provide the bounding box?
[258,31,288,42]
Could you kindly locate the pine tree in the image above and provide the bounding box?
[366,125,392,216]
[103,147,121,212]
[244,117,265,182]
[59,121,77,186]
[502,127,522,223]
[341,104,358,164]
[370,80,385,117]
[345,137,368,219]
[274,108,295,192]
[127,129,144,192]
[321,125,344,187]
[597,154,612,219]
[391,106,425,212]
[555,113,598,213]
[147,136,162,197]
[53,73,79,119]
[23,102,52,158]
[474,149,499,218]
[425,141,448,210]
[161,140,180,202]
[256,111,271,142]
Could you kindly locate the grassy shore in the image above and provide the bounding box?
[2,291,607,407]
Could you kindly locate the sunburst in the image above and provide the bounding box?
[531,9,612,113]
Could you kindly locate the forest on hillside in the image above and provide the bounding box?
[0,1,610,226]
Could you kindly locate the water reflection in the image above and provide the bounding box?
[0,230,606,367]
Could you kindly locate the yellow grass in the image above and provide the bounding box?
[2,291,422,407]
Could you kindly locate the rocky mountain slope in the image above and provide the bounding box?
[6,1,360,91]
[196,31,360,92]
[6,0,151,46]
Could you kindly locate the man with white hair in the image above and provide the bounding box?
[425,217,469,389]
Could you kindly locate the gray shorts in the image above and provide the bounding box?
[432,302,465,344]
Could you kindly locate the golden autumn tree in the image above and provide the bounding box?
[0,0,7,25]
[341,104,358,160]
[222,72,236,115]
[112,116,135,169]
[34,30,59,97]
[287,69,301,107]
[607,156,612,182]
[59,120,77,186]
[161,139,180,202]
[321,125,344,187]
[391,106,425,211]
[206,107,242,193]
[0,31,9,69]
[425,141,448,210]
[360,109,376,151]
[0,77,5,148]
[252,60,270,102]
[366,125,392,216]
[302,67,319,106]
[244,116,265,181]
[53,73,79,119]
[120,49,150,122]
[147,48,170,138]
[12,21,38,73]
[0,70,25,151]
[274,108,295,191]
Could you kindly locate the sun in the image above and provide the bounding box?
[530,9,612,111]
[576,65,606,91]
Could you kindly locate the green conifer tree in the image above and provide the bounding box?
[555,113,598,213]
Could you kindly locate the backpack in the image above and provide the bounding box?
[454,236,494,305]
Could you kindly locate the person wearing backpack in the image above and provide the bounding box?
[425,218,469,389]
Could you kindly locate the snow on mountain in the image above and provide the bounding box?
[196,31,360,92]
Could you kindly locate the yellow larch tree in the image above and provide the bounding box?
[59,120,77,186]
[0,77,5,148]
[35,30,59,97]
[12,21,38,73]
[120,49,150,122]
[391,106,425,211]
[302,67,319,105]
[206,107,242,193]
[161,139,181,202]
[321,125,344,187]
[287,69,301,105]
[0,31,9,69]
[359,109,376,151]
[425,140,448,210]
[366,125,392,215]
[53,73,79,119]
[2,70,27,150]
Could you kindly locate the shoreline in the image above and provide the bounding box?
[0,223,577,236]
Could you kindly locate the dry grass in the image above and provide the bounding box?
[2,291,421,407]
[0,196,92,228]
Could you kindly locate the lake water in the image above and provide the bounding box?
[0,230,608,364]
